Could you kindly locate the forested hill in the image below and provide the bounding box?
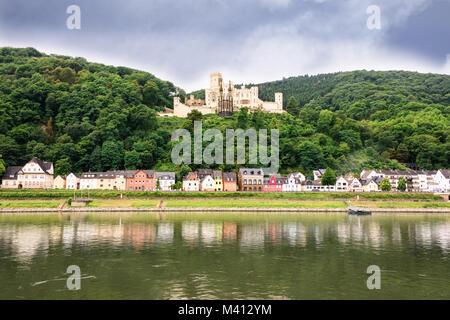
[255,70,450,120]
[0,47,449,177]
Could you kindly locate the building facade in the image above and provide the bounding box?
[183,172,200,191]
[126,170,156,191]
[239,168,264,192]
[156,172,176,191]
[172,73,285,118]
[1,157,54,189]
[223,172,237,192]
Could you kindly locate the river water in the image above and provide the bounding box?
[0,212,448,299]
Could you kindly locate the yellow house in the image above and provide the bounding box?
[361,179,380,192]
[213,170,223,191]
[53,175,66,189]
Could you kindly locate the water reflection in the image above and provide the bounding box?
[0,213,449,299]
[0,215,449,263]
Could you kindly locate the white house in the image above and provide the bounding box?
[282,173,302,192]
[200,175,215,192]
[80,172,99,189]
[305,180,336,192]
[156,172,176,191]
[434,169,450,192]
[15,157,54,189]
[182,172,199,192]
[346,176,363,192]
[313,169,326,181]
[335,176,349,192]
[290,172,306,182]
[66,173,80,189]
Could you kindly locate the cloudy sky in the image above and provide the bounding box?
[0,0,449,91]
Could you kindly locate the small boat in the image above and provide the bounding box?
[347,206,372,215]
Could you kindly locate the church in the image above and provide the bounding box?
[171,72,285,118]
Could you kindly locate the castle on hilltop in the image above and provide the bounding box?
[171,72,285,117]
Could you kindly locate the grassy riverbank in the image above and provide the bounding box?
[0,199,448,209]
[0,189,443,201]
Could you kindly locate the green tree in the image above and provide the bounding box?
[286,96,299,116]
[101,141,124,170]
[397,176,407,192]
[0,154,5,176]
[321,167,337,186]
[55,157,72,176]
[380,178,392,192]
[124,150,142,169]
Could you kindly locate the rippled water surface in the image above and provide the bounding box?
[0,212,448,299]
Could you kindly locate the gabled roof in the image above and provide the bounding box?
[439,169,450,179]
[29,157,53,174]
[223,172,236,181]
[212,170,222,179]
[2,166,22,180]
[156,172,175,180]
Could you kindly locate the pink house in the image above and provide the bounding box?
[263,175,284,192]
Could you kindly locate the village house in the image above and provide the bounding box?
[335,176,349,192]
[239,168,264,192]
[126,170,156,191]
[1,166,22,189]
[223,172,237,192]
[213,170,223,191]
[282,173,303,192]
[360,169,439,192]
[182,172,200,192]
[346,175,363,192]
[263,175,283,192]
[1,157,54,189]
[156,172,176,191]
[53,175,66,189]
[434,169,450,192]
[305,179,336,192]
[313,169,326,181]
[66,173,80,189]
[80,172,100,189]
[360,177,382,192]
[200,174,215,192]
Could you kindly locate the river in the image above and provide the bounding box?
[0,212,448,299]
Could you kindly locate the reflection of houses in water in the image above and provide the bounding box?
[222,222,237,242]
[62,225,75,247]
[200,222,221,245]
[122,224,156,249]
[367,222,383,248]
[240,224,265,249]
[156,223,174,243]
[415,222,433,249]
[337,223,351,244]
[392,222,402,245]
[282,222,298,245]
[433,222,450,250]
[182,222,200,243]
[296,223,307,247]
[8,225,49,263]
[266,223,281,242]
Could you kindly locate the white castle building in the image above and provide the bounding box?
[172,72,285,117]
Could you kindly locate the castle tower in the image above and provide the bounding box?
[275,92,283,109]
[210,72,223,90]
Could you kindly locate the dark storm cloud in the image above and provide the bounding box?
[0,0,448,91]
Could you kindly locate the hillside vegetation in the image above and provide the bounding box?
[0,47,449,178]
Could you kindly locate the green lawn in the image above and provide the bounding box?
[0,200,63,208]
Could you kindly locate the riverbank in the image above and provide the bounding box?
[0,207,449,214]
[0,190,444,201]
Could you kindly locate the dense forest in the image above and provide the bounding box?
[0,47,449,179]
